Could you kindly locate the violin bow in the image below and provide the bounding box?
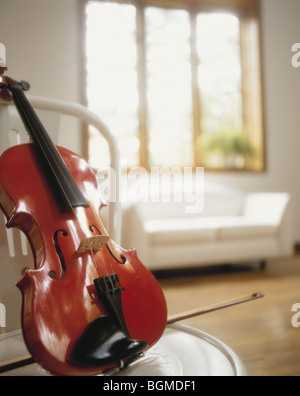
[167,292,264,325]
[0,293,263,373]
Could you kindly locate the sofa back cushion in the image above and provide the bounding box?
[134,183,245,220]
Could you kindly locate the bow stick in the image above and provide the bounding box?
[167,292,264,325]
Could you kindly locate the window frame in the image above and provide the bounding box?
[81,0,265,172]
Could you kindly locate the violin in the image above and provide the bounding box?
[0,67,167,375]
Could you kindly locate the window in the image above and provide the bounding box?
[84,0,264,171]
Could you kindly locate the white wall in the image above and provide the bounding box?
[1,0,300,241]
[0,0,83,153]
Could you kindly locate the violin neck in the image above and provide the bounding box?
[8,83,89,212]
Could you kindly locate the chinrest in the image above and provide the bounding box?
[71,316,148,367]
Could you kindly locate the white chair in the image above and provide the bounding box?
[0,95,121,332]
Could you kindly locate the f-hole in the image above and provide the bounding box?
[49,229,68,280]
[89,225,126,264]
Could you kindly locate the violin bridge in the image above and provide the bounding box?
[77,235,110,253]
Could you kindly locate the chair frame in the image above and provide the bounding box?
[0,95,121,244]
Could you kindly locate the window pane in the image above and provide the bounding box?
[85,4,261,171]
[145,7,193,167]
[85,2,138,168]
[196,13,245,169]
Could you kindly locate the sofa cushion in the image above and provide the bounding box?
[144,217,216,245]
[143,216,278,245]
[201,184,245,217]
[133,183,245,221]
[217,217,278,239]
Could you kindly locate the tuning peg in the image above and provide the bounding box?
[19,81,30,91]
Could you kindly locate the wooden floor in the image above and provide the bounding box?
[155,256,300,377]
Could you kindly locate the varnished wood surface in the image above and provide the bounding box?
[155,256,300,376]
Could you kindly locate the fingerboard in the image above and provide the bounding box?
[8,83,88,212]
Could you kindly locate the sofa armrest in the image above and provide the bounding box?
[244,193,293,256]
[244,193,291,225]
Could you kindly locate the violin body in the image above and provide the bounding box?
[0,143,167,376]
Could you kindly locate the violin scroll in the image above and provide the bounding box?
[0,75,30,102]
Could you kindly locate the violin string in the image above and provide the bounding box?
[10,84,114,279]
[91,225,115,276]
[88,237,106,277]
[11,85,83,211]
[108,245,116,275]
[13,83,127,308]
[11,86,75,216]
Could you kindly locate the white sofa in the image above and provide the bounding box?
[121,185,294,271]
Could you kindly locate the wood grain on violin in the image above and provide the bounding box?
[0,72,167,375]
